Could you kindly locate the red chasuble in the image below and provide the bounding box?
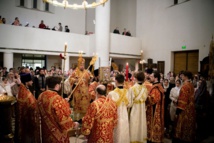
[16,83,40,143]
[81,96,118,143]
[174,81,196,142]
[38,90,74,143]
[146,83,165,143]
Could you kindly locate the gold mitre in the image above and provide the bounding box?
[78,51,85,66]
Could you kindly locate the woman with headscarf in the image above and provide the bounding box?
[169,79,181,122]
[194,79,210,143]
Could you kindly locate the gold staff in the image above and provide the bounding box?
[67,55,97,99]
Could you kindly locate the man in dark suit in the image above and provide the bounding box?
[126,30,132,36]
[113,27,120,34]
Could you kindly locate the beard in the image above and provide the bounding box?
[150,79,154,83]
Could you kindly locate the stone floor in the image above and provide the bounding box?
[70,136,214,143]
[69,135,172,143]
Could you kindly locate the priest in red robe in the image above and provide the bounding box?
[38,76,79,143]
[16,73,41,143]
[147,71,165,143]
[81,85,118,143]
[173,71,196,143]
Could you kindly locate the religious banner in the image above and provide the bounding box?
[99,67,111,83]
[209,36,214,78]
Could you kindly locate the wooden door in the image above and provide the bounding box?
[174,52,187,74]
[157,61,165,74]
[187,51,198,74]
[174,50,199,75]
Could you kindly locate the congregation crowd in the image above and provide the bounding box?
[1,16,132,36]
[113,27,132,36]
[0,15,71,32]
[0,56,214,143]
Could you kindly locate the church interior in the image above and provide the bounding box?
[0,0,214,143]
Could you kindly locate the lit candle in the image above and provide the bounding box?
[126,63,129,81]
[141,50,143,60]
[64,43,67,56]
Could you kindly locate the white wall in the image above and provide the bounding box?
[136,0,214,73]
[110,0,136,36]
[0,0,85,34]
[110,33,141,58]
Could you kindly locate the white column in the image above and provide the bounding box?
[25,0,32,9]
[95,0,110,68]
[37,0,44,11]
[3,52,14,69]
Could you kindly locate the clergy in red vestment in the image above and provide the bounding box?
[69,55,92,120]
[81,85,118,143]
[15,73,41,143]
[173,71,196,143]
[38,76,79,143]
[146,71,165,143]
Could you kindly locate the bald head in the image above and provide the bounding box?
[96,85,107,96]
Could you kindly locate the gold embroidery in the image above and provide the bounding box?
[133,100,145,104]
[94,97,108,119]
[114,88,129,107]
[178,100,187,104]
[133,85,146,104]
[98,117,114,123]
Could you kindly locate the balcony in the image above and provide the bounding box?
[0,24,141,59]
